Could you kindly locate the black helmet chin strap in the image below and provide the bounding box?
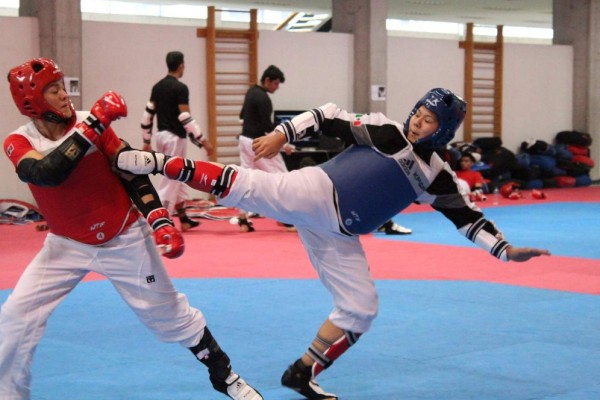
[42,111,74,129]
[42,111,65,124]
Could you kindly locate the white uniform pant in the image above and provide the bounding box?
[0,219,205,399]
[220,166,379,334]
[155,130,189,215]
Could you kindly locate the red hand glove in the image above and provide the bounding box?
[500,182,520,198]
[76,91,128,145]
[531,189,546,199]
[147,208,184,259]
[90,91,128,128]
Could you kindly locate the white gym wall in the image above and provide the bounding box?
[0,16,574,203]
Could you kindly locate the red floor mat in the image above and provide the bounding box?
[2,186,599,294]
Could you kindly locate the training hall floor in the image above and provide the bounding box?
[1,186,599,399]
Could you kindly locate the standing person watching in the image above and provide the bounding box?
[1,58,261,400]
[237,64,293,232]
[141,51,213,231]
[118,87,550,400]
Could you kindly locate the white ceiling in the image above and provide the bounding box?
[149,0,553,29]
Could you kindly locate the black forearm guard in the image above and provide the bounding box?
[120,174,163,218]
[16,133,91,187]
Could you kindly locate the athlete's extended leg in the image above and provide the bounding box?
[116,151,237,198]
[116,151,335,230]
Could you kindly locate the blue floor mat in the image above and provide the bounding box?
[1,278,598,399]
[377,203,600,259]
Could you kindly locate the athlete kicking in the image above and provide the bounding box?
[117,88,550,399]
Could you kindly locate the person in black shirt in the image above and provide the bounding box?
[237,65,294,232]
[141,51,213,231]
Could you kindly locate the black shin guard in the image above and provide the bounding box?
[189,327,232,393]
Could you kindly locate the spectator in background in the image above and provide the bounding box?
[455,152,488,201]
[237,65,294,232]
[141,51,213,231]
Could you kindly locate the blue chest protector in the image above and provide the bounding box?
[319,146,421,235]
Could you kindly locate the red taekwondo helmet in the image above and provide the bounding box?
[404,88,467,149]
[8,57,75,124]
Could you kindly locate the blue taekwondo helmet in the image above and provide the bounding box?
[403,88,467,148]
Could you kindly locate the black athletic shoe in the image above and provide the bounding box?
[191,328,262,399]
[179,215,200,231]
[238,217,255,232]
[281,359,337,400]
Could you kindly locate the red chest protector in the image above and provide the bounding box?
[30,149,139,245]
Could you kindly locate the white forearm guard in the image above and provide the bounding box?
[117,149,166,175]
[458,218,510,262]
[276,103,338,143]
[178,112,203,141]
[141,102,156,144]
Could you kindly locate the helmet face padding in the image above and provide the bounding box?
[8,58,75,124]
[403,88,467,148]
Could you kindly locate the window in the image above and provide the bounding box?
[386,19,553,44]
[0,0,18,17]
[0,0,554,42]
[81,0,207,20]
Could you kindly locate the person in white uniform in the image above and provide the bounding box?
[117,88,550,400]
[0,58,261,400]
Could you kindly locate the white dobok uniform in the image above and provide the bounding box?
[1,112,205,399]
[218,103,510,334]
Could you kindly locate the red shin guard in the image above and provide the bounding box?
[310,331,361,378]
[163,157,237,198]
